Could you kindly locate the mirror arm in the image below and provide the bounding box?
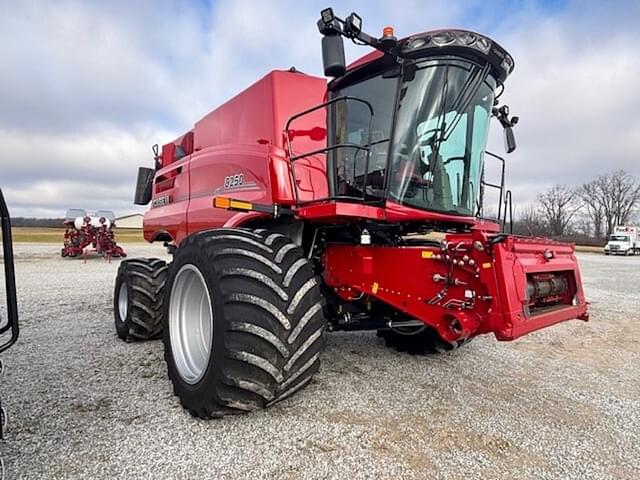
[318,9,403,56]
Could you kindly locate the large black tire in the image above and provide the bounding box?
[163,228,327,418]
[114,258,168,342]
[377,326,472,354]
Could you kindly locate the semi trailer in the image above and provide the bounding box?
[114,8,589,418]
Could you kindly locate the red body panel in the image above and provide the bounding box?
[144,157,190,242]
[144,70,328,243]
[186,144,272,237]
[487,236,588,339]
[294,200,501,229]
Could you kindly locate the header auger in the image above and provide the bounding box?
[114,8,588,418]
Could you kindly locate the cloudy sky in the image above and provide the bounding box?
[1,0,639,217]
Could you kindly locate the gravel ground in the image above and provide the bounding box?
[0,243,639,479]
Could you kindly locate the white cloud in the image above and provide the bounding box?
[488,5,640,207]
[1,124,172,217]
[1,0,639,217]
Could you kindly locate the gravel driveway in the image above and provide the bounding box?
[1,243,638,479]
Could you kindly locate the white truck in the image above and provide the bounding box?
[604,226,640,256]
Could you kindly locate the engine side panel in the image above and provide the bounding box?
[186,144,273,238]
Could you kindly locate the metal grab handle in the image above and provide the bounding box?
[0,189,19,353]
[284,95,374,142]
[284,95,376,205]
[503,189,513,234]
[482,151,506,221]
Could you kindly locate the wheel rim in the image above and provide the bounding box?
[169,264,213,385]
[118,283,128,321]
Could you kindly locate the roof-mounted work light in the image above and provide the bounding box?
[321,7,334,24]
[344,12,362,36]
[318,8,338,34]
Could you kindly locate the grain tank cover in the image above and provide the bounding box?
[193,70,327,152]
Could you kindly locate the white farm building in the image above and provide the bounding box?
[114,213,144,229]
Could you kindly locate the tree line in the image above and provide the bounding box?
[10,217,65,228]
[514,170,640,243]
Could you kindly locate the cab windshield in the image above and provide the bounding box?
[330,57,496,216]
[389,58,495,215]
[610,235,629,242]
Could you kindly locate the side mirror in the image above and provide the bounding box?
[134,167,154,205]
[504,125,516,153]
[321,34,346,77]
[493,105,518,154]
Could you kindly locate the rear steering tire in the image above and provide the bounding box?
[163,228,327,418]
[377,326,472,354]
[114,258,168,342]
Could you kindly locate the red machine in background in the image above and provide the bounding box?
[62,209,126,260]
[114,8,589,418]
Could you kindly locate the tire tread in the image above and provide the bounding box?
[164,228,327,418]
[114,257,167,342]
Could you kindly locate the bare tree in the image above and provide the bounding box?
[536,184,580,236]
[582,171,640,237]
[572,211,596,237]
[578,181,605,239]
[514,205,546,236]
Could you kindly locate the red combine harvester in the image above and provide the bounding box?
[114,9,588,418]
[62,209,126,260]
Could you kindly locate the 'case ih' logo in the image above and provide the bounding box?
[152,195,171,208]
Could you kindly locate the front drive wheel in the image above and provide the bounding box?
[163,228,327,418]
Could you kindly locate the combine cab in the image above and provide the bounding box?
[62,209,126,260]
[115,9,589,417]
[0,189,19,438]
